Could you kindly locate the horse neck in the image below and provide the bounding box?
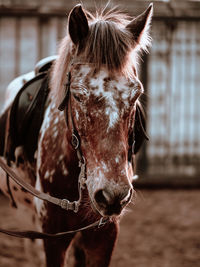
[43,98,78,166]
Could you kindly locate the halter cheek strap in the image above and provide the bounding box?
[58,71,84,160]
[58,72,71,112]
[58,71,87,212]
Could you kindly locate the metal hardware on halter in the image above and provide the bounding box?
[98,217,109,228]
[60,199,71,210]
[72,133,79,149]
[60,199,79,212]
[59,156,86,213]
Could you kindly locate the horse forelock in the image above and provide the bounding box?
[50,7,140,106]
[82,9,134,72]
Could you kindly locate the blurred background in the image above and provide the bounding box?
[0,0,200,184]
[0,1,200,267]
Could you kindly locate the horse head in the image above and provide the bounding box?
[51,4,153,217]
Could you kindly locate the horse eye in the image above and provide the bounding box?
[73,94,82,102]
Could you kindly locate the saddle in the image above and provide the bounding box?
[4,56,56,163]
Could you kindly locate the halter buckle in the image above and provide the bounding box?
[60,199,80,213]
[98,217,109,228]
[72,133,79,149]
[73,201,79,213]
[60,199,70,210]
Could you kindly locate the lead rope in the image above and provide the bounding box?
[0,216,110,239]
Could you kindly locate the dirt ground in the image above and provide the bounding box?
[0,189,199,267]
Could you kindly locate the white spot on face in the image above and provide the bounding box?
[53,131,58,138]
[51,103,56,109]
[101,161,108,172]
[54,117,59,125]
[115,156,120,163]
[121,91,129,100]
[52,124,58,139]
[79,65,91,78]
[105,107,119,129]
[72,64,141,132]
[75,110,79,120]
[89,70,120,130]
[90,70,107,91]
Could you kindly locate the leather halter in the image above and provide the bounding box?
[58,71,87,212]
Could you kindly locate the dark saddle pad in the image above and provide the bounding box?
[5,56,56,163]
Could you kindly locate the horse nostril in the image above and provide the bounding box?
[94,189,110,207]
[94,187,133,215]
[121,188,133,207]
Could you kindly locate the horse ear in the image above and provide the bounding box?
[68,4,89,45]
[126,3,153,51]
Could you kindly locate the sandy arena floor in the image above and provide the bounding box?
[0,189,199,267]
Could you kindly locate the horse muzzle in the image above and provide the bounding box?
[93,186,133,216]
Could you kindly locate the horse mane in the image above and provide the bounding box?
[50,7,149,103]
[82,8,134,71]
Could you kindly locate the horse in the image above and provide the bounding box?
[0,3,153,266]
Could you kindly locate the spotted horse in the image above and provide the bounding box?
[0,3,153,267]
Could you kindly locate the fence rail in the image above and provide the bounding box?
[146,18,200,177]
[0,15,67,109]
